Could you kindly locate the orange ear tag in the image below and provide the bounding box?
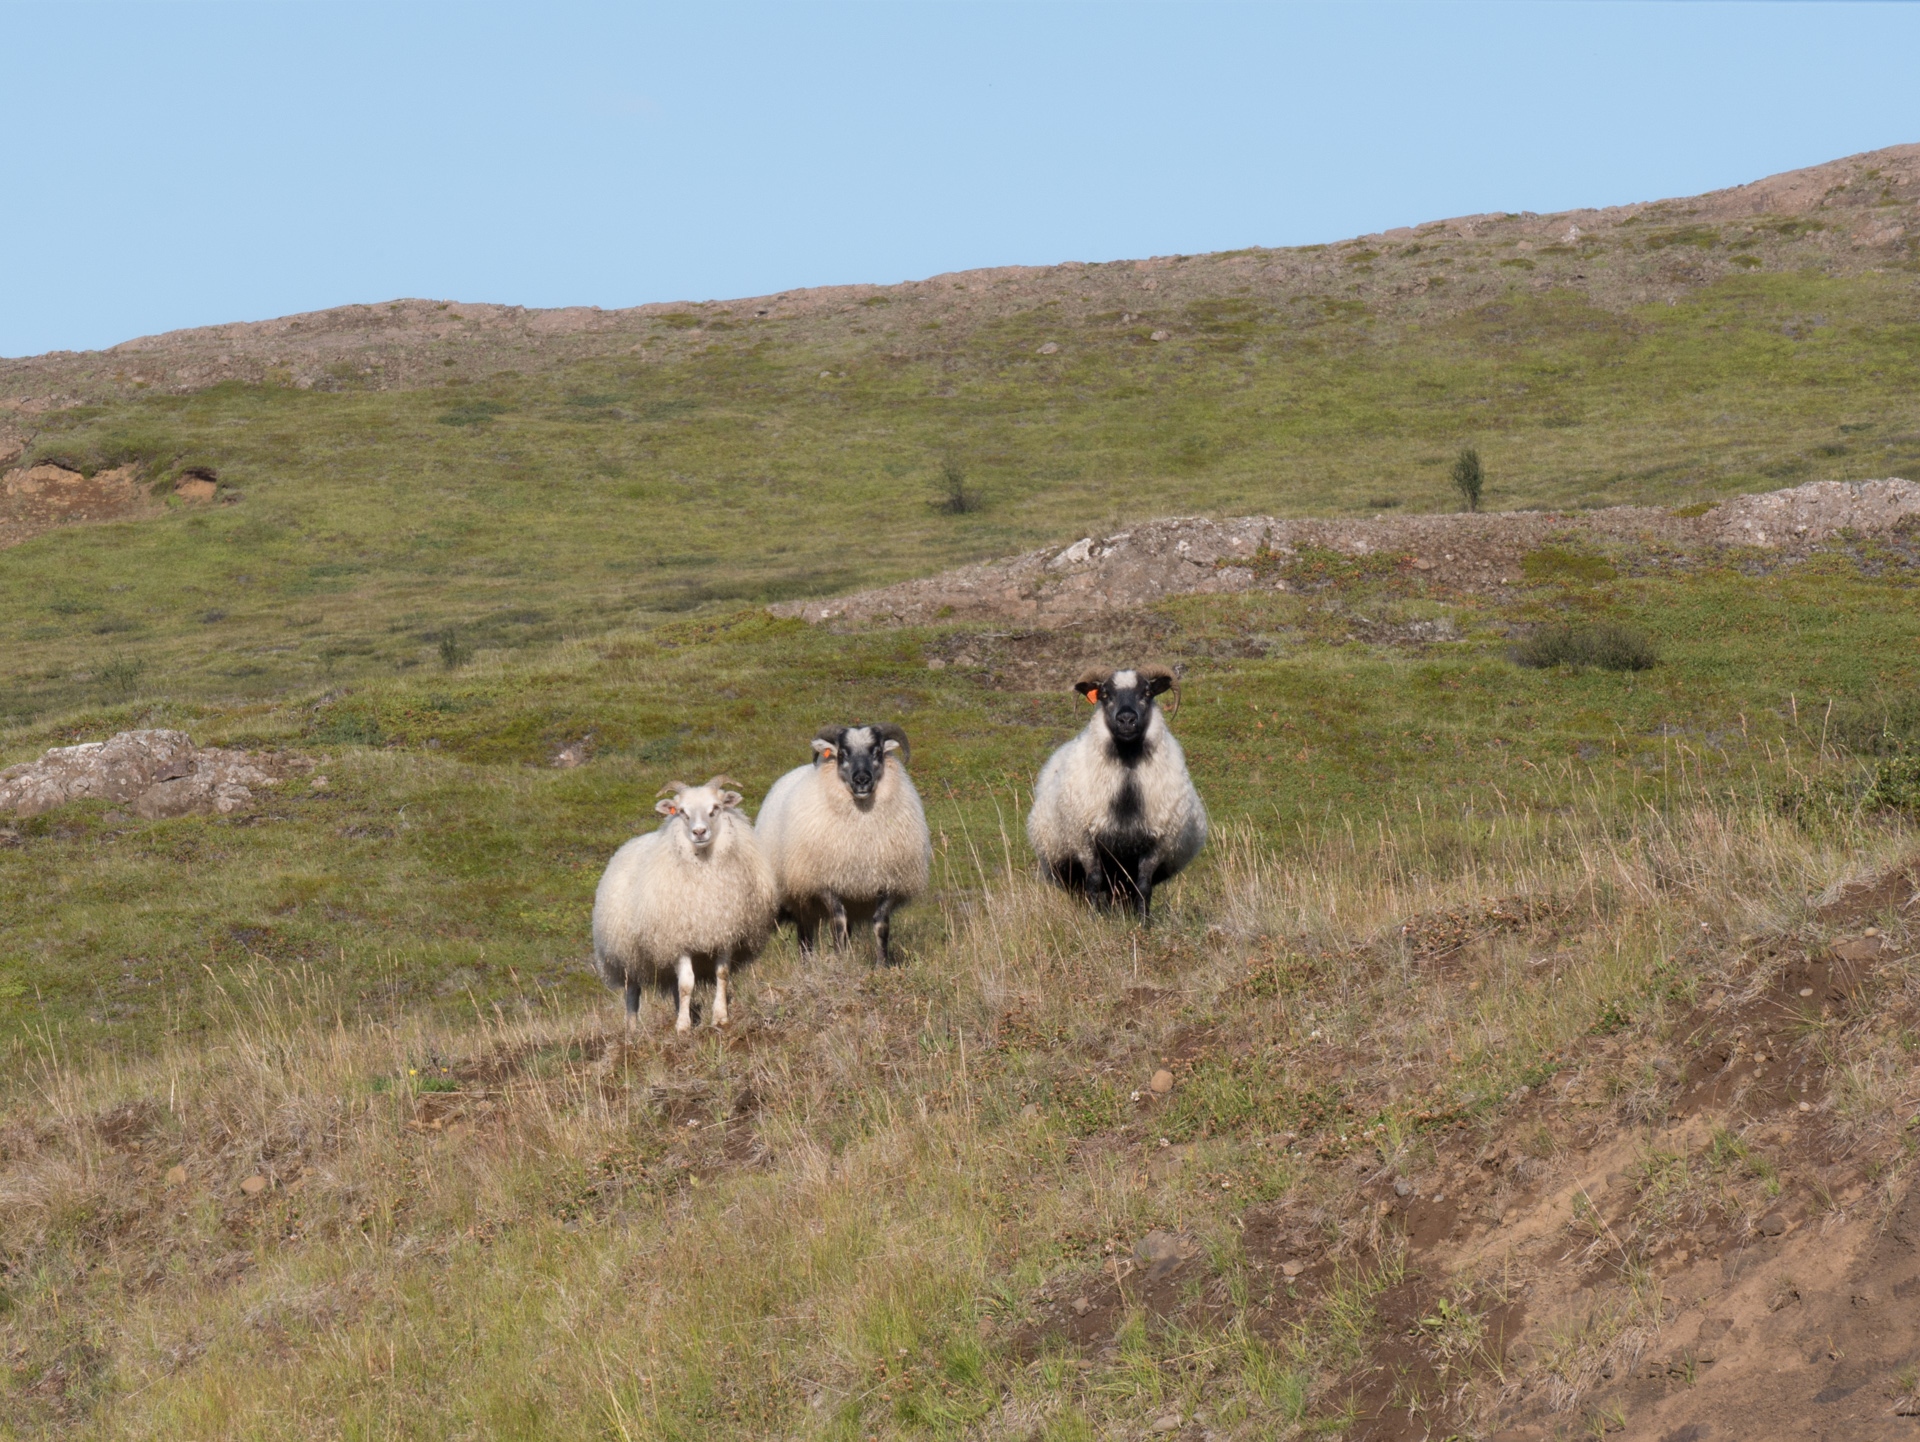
[1087,693,1098,704]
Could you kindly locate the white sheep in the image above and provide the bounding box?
[1026,666,1207,922]
[754,724,931,966]
[591,776,778,1031]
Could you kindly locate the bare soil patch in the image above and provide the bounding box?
[0,462,150,550]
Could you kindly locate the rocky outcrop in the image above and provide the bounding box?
[771,478,1920,629]
[0,730,311,819]
[1706,477,1920,547]
[0,462,149,550]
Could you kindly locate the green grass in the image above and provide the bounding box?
[3,270,1918,727]
[3,254,1920,1439]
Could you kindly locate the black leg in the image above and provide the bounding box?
[1133,855,1158,925]
[623,977,642,1026]
[872,894,899,967]
[795,914,818,954]
[1083,858,1108,910]
[826,892,850,949]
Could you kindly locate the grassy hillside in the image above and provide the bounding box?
[3,269,1918,727]
[4,214,1920,1436]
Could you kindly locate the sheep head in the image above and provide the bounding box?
[654,777,744,849]
[1072,667,1174,744]
[811,724,910,802]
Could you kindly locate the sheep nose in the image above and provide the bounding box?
[1114,707,1139,731]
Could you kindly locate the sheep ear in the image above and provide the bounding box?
[1073,669,1105,703]
[873,723,911,763]
[1139,665,1175,697]
[716,790,744,811]
[811,738,836,761]
[655,798,678,817]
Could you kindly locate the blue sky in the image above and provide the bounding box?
[4,1,1916,358]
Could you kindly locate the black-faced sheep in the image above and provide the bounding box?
[754,724,931,966]
[591,776,778,1031]
[1026,666,1207,922]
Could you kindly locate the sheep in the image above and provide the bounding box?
[1026,666,1207,923]
[754,724,931,966]
[591,776,778,1031]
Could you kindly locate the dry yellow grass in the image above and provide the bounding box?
[4,761,1915,1438]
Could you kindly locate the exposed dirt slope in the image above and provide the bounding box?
[1006,867,1920,1440]
[1,143,1913,427]
[770,478,1920,629]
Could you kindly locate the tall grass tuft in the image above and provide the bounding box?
[1511,622,1658,672]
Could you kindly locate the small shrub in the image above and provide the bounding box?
[1451,446,1484,512]
[311,710,384,747]
[1865,757,1920,814]
[437,401,509,427]
[1828,693,1920,757]
[1512,623,1658,672]
[932,461,978,515]
[438,633,474,670]
[98,655,145,693]
[1522,547,1617,583]
[1365,496,1401,510]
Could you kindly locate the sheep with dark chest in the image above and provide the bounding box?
[1026,666,1207,922]
[754,724,931,966]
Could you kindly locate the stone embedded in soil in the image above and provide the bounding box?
[1758,1212,1788,1236]
[1135,1230,1196,1264]
[239,1175,267,1196]
[164,1164,187,1186]
[1150,1413,1184,1433]
[1149,1069,1174,1094]
[1281,1259,1305,1278]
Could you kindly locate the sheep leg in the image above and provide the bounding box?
[1132,854,1159,926]
[674,955,695,1033]
[713,956,731,1027]
[826,892,851,951]
[872,894,900,967]
[794,913,818,954]
[622,977,643,1031]
[1082,856,1110,910]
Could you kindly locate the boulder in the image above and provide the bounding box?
[0,729,309,819]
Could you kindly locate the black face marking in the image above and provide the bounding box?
[832,725,886,800]
[1095,676,1156,764]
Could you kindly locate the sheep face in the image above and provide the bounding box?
[811,724,910,805]
[655,778,744,852]
[1074,667,1173,751]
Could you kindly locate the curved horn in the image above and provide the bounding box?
[813,724,846,747]
[655,780,691,799]
[1072,668,1106,700]
[1137,664,1175,696]
[872,723,910,763]
[703,774,740,792]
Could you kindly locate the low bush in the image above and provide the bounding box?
[1511,622,1658,672]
